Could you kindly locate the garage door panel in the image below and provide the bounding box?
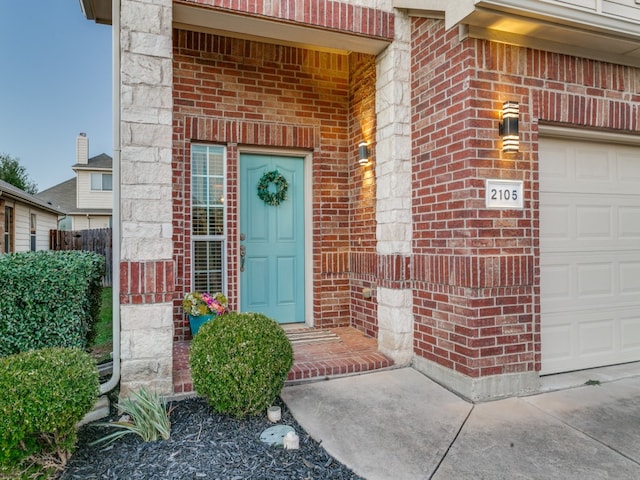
[576,205,612,240]
[577,262,613,297]
[542,252,640,312]
[619,206,640,238]
[539,144,570,181]
[620,262,640,295]
[619,152,640,183]
[540,264,571,300]
[541,194,639,251]
[540,137,640,374]
[621,316,640,351]
[541,139,640,195]
[541,323,572,366]
[575,147,615,182]
[578,318,615,356]
[540,204,571,240]
[541,307,640,374]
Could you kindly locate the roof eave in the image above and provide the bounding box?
[79,0,113,25]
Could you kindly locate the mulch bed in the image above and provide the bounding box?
[60,396,364,480]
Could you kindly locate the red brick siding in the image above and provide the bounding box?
[349,52,378,337]
[178,0,394,40]
[172,30,377,339]
[120,260,175,305]
[411,18,640,378]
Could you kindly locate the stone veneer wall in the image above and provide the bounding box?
[118,0,175,396]
[374,9,413,365]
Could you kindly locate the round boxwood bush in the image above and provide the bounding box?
[0,347,99,467]
[189,312,293,417]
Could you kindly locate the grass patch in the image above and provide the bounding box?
[90,287,113,363]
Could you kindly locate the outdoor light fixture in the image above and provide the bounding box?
[358,141,369,166]
[499,101,519,153]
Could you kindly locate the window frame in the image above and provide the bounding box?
[4,206,14,253]
[190,144,227,294]
[29,212,36,251]
[90,173,113,191]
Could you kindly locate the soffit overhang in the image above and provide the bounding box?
[173,3,391,55]
[79,0,392,55]
[79,0,112,25]
[395,0,640,67]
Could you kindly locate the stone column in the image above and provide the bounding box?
[119,0,174,396]
[375,10,413,365]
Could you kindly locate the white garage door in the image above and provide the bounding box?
[540,136,640,375]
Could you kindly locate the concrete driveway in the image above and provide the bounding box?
[281,367,640,479]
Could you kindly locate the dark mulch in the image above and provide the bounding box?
[60,397,364,480]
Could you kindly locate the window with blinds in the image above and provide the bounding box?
[191,145,226,293]
[91,173,113,191]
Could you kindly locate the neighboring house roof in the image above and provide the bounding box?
[36,178,77,212]
[0,179,65,215]
[73,153,112,171]
[36,154,113,216]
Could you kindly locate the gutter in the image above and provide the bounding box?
[100,0,121,395]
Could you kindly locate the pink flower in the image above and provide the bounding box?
[182,291,228,316]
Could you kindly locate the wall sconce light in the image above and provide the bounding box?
[499,101,519,153]
[358,141,369,166]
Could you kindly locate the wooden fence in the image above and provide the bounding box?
[49,228,113,287]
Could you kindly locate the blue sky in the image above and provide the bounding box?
[0,1,112,192]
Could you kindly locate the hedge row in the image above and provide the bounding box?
[0,250,105,357]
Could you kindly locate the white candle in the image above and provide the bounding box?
[267,406,281,423]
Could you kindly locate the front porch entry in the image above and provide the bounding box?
[173,326,394,395]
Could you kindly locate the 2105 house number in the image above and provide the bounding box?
[485,179,524,209]
[490,188,517,201]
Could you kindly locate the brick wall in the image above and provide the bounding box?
[349,52,378,337]
[172,30,378,338]
[411,18,640,380]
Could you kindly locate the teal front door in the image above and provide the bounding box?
[240,154,305,323]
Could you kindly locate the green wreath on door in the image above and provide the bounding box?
[257,170,288,206]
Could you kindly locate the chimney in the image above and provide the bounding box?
[76,133,89,165]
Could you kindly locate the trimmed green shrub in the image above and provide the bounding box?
[190,312,293,417]
[0,347,99,467]
[0,250,105,357]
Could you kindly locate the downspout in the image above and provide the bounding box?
[100,0,121,394]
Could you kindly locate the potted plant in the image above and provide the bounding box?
[182,292,228,335]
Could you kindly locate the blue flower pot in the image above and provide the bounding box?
[188,313,215,335]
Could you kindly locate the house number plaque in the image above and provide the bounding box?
[485,179,524,210]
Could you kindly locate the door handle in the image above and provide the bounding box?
[239,244,246,272]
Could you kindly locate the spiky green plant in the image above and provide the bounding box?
[91,388,171,445]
